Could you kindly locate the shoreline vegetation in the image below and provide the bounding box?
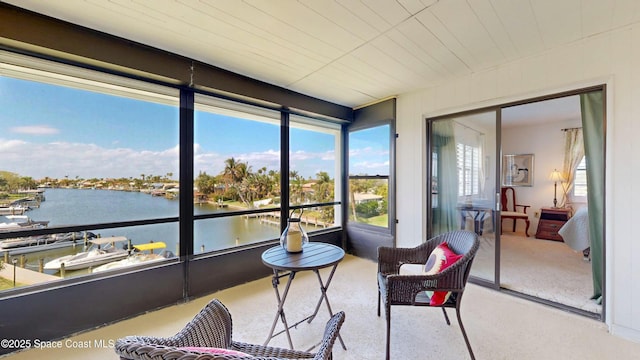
[2,155,389,234]
[0,162,389,290]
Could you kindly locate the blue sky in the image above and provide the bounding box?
[1,76,389,181]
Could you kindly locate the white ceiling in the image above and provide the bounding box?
[5,0,640,114]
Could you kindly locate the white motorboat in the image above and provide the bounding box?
[0,205,28,216]
[92,241,175,273]
[44,236,130,271]
[0,215,49,232]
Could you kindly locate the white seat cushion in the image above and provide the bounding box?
[501,211,528,218]
[399,264,424,275]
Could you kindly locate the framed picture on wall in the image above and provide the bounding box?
[502,154,534,186]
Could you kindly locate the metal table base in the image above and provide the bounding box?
[262,243,347,351]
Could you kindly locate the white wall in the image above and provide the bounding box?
[395,23,640,343]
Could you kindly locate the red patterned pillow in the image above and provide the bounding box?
[178,347,253,358]
[424,242,463,306]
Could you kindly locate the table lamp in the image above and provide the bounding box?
[549,169,565,208]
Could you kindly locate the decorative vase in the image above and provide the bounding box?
[280,210,308,253]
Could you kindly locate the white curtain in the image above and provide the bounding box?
[561,128,584,207]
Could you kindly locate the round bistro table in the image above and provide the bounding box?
[261,242,346,351]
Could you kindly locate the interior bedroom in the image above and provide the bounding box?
[498,93,600,316]
[435,90,603,317]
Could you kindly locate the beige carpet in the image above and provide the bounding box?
[3,254,637,360]
[472,232,601,314]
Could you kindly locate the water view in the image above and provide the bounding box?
[24,188,281,253]
[3,188,283,278]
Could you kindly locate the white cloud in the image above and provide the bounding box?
[0,138,178,180]
[1,140,338,180]
[10,125,59,135]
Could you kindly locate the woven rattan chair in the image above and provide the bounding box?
[115,298,345,360]
[377,230,480,360]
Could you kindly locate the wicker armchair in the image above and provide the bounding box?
[115,298,345,360]
[377,230,479,360]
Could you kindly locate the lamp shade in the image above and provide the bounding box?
[549,169,565,182]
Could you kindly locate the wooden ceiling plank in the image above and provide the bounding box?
[335,0,396,31]
[580,0,615,36]
[430,0,506,71]
[530,0,583,49]
[489,0,545,57]
[397,0,434,15]
[467,0,519,61]
[385,29,447,78]
[245,0,362,52]
[205,0,344,60]
[415,5,475,70]
[396,18,468,76]
[299,0,380,41]
[357,0,412,26]
[610,0,640,28]
[369,34,441,82]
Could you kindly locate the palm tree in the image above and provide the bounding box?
[223,158,244,184]
[290,174,304,205]
[314,171,332,202]
[223,158,255,205]
[314,171,334,223]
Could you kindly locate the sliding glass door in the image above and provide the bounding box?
[427,110,499,285]
[427,88,605,318]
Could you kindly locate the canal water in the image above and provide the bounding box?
[7,188,282,275]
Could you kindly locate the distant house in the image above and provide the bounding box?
[353,192,383,205]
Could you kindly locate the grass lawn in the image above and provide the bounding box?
[350,214,388,227]
[367,214,388,227]
[0,277,24,290]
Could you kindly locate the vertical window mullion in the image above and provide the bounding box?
[280,109,290,234]
[180,88,195,298]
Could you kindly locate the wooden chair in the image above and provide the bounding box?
[115,298,345,360]
[377,230,480,359]
[500,186,531,236]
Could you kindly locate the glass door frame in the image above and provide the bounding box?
[426,107,502,289]
[426,85,606,320]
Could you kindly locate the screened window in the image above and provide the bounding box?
[348,125,390,228]
[0,51,180,283]
[289,115,342,230]
[193,95,281,253]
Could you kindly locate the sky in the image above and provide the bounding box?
[0,76,389,181]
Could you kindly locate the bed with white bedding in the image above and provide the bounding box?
[558,207,590,252]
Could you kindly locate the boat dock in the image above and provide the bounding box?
[244,211,331,228]
[0,263,59,286]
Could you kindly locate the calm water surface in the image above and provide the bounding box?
[14,188,281,263]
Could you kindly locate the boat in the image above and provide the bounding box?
[0,205,28,216]
[0,231,97,254]
[0,215,49,232]
[43,236,130,271]
[92,241,175,273]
